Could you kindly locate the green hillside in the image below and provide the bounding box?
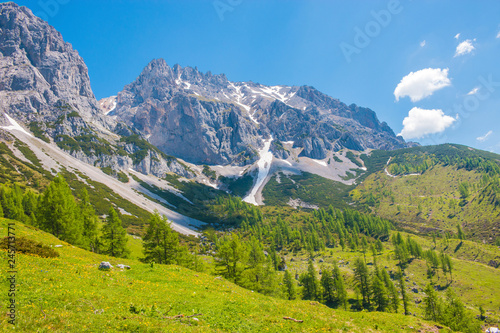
[352,144,500,243]
[0,219,441,332]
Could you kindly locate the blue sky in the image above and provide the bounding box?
[11,0,500,153]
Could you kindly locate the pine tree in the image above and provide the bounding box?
[456,223,465,241]
[0,184,26,222]
[372,275,389,311]
[360,237,368,263]
[300,260,319,301]
[375,239,384,253]
[423,283,441,322]
[37,175,83,245]
[376,267,398,313]
[247,237,266,269]
[0,198,3,218]
[445,254,453,282]
[320,267,335,304]
[101,207,129,258]
[354,257,371,308]
[215,233,246,283]
[283,270,296,300]
[79,188,99,252]
[333,263,348,310]
[399,270,410,315]
[143,211,178,264]
[22,189,38,225]
[441,289,480,333]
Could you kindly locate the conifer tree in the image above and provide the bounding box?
[22,189,38,225]
[215,233,246,283]
[143,211,178,264]
[283,270,296,300]
[333,263,348,310]
[380,268,399,313]
[320,267,335,304]
[423,283,441,322]
[79,188,99,252]
[360,237,368,263]
[456,223,465,241]
[37,175,83,245]
[354,257,371,308]
[375,239,384,253]
[441,289,480,333]
[101,207,129,258]
[399,270,410,315]
[372,275,389,311]
[300,260,319,301]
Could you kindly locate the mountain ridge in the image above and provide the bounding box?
[109,58,416,166]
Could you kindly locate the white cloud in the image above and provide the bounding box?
[467,87,480,95]
[420,40,426,47]
[394,68,451,102]
[477,130,493,142]
[497,31,500,39]
[454,33,460,40]
[398,107,456,139]
[454,39,475,57]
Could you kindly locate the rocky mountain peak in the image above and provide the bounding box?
[110,58,415,165]
[0,2,110,131]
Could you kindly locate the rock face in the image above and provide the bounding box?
[0,2,415,178]
[112,59,415,165]
[114,59,262,165]
[0,3,194,179]
[0,2,109,130]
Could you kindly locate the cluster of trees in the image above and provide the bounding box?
[0,175,130,258]
[141,212,204,272]
[211,231,351,309]
[213,233,283,297]
[299,260,348,309]
[391,233,423,267]
[352,257,408,314]
[387,148,500,177]
[236,203,391,255]
[387,154,436,176]
[423,285,480,333]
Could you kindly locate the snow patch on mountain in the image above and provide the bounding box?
[1,113,33,137]
[243,136,274,205]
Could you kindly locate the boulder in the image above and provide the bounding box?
[117,264,131,270]
[99,261,113,270]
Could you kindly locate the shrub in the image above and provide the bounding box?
[0,236,59,258]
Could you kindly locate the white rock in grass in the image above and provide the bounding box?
[99,262,113,270]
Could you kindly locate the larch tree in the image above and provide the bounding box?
[143,211,178,264]
[79,188,99,252]
[37,174,83,245]
[354,257,371,308]
[101,207,129,258]
[283,270,296,300]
